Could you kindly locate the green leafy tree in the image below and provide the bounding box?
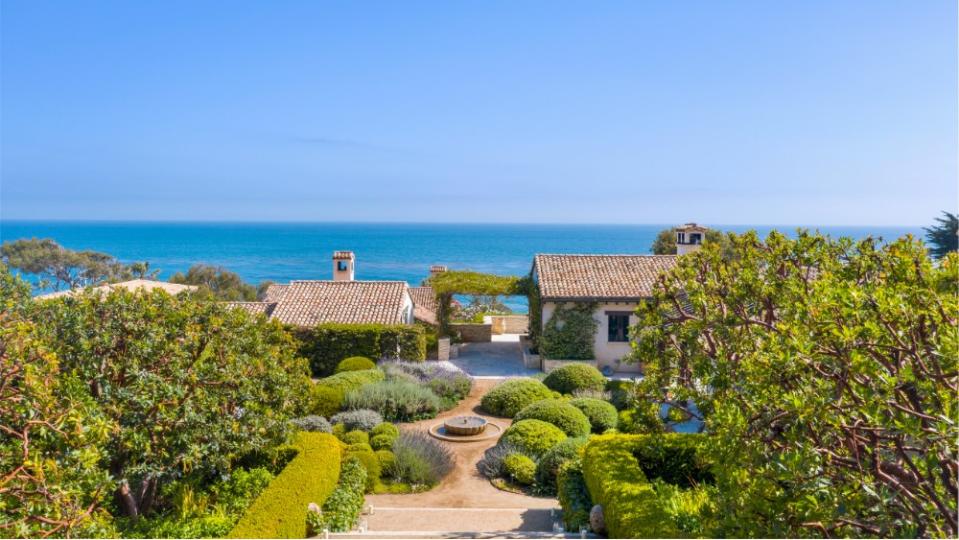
[629,231,958,537]
[31,288,312,518]
[169,264,258,301]
[0,265,115,538]
[1,238,150,291]
[650,226,732,258]
[924,211,958,259]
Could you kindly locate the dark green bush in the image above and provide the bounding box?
[335,356,377,373]
[540,302,598,360]
[500,419,567,458]
[480,379,554,418]
[293,324,426,377]
[310,384,345,417]
[503,453,536,485]
[605,379,635,410]
[535,436,588,490]
[581,434,715,538]
[514,399,591,437]
[543,364,606,395]
[557,461,591,532]
[568,398,618,433]
[306,458,367,533]
[229,433,341,538]
[341,430,369,446]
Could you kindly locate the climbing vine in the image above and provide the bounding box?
[428,271,526,336]
[540,302,598,360]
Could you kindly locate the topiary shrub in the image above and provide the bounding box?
[335,356,377,373]
[370,434,393,451]
[387,431,454,487]
[514,399,591,437]
[371,422,400,439]
[331,409,384,432]
[568,398,618,433]
[535,436,588,490]
[318,369,386,395]
[480,378,554,418]
[290,415,332,433]
[310,384,345,417]
[375,449,395,471]
[500,419,567,459]
[543,364,606,395]
[229,433,341,538]
[503,453,536,485]
[346,442,373,453]
[341,430,370,446]
[306,458,367,533]
[344,380,442,422]
[477,442,522,479]
[343,446,381,492]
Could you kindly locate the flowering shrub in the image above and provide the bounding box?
[331,409,383,432]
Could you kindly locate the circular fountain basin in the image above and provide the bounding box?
[444,415,487,436]
[428,415,502,442]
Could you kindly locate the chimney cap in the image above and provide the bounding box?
[430,265,448,273]
[333,251,355,259]
[676,223,708,232]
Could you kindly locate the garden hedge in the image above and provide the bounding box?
[581,434,714,538]
[557,461,592,532]
[480,378,555,418]
[568,397,618,433]
[542,363,606,395]
[294,323,426,377]
[335,356,377,373]
[500,419,567,458]
[228,432,341,539]
[514,399,591,437]
[307,457,367,533]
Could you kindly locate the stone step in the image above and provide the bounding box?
[316,506,594,538]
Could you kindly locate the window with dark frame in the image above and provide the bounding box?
[607,312,630,342]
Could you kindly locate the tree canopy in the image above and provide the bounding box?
[169,263,260,301]
[925,211,958,260]
[650,226,732,257]
[629,231,958,537]
[1,238,155,291]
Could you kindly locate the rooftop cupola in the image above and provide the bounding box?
[675,223,708,255]
[333,251,355,281]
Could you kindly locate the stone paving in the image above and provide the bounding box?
[442,336,542,379]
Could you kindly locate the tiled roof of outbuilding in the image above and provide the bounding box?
[268,280,409,326]
[260,283,289,303]
[225,302,277,316]
[533,254,677,301]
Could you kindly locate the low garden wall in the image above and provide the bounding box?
[489,315,529,334]
[542,358,597,373]
[451,322,492,342]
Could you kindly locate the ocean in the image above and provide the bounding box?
[0,221,925,311]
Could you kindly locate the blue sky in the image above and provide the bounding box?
[1,1,955,225]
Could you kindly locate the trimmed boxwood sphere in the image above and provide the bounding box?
[336,356,377,373]
[569,397,619,433]
[503,453,536,485]
[535,436,588,489]
[481,378,555,417]
[542,364,606,395]
[501,419,567,458]
[371,422,400,439]
[514,399,591,437]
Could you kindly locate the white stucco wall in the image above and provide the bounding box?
[541,300,642,373]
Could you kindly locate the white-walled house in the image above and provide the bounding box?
[531,254,678,373]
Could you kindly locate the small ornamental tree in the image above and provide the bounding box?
[924,211,958,259]
[31,288,313,518]
[629,231,958,537]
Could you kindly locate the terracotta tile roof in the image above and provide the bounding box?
[333,251,355,259]
[37,279,198,299]
[533,254,678,301]
[269,280,410,326]
[408,286,439,325]
[226,302,277,316]
[260,283,289,303]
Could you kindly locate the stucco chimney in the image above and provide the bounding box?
[675,223,707,255]
[333,251,355,281]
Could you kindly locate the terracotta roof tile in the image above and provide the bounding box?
[269,280,409,326]
[225,302,277,316]
[533,254,677,300]
[408,286,439,325]
[260,283,289,303]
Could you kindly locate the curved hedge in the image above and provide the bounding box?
[542,364,606,395]
[581,434,715,538]
[335,356,377,373]
[535,436,588,489]
[480,378,554,418]
[568,397,618,433]
[228,432,341,538]
[500,419,567,458]
[514,399,591,437]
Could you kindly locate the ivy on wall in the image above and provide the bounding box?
[540,302,598,360]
